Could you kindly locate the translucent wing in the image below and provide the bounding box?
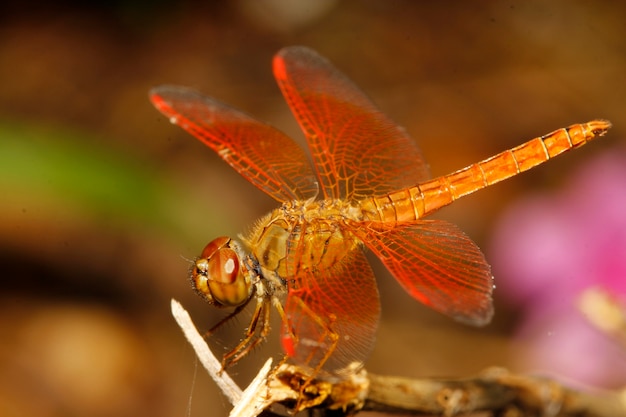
[351,219,493,325]
[273,46,430,201]
[150,85,318,202]
[281,249,380,372]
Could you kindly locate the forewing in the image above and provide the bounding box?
[281,249,380,372]
[150,85,318,202]
[352,219,493,325]
[273,46,429,201]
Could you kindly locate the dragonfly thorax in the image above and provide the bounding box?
[243,199,363,280]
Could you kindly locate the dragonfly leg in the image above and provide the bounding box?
[206,299,250,336]
[289,294,340,370]
[221,294,272,370]
[282,294,340,412]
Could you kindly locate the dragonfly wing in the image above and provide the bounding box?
[352,219,493,325]
[281,249,380,372]
[150,85,318,202]
[273,46,429,201]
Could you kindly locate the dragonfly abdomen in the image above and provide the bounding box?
[360,120,611,224]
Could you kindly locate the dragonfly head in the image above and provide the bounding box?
[191,236,252,307]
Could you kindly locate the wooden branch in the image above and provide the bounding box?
[171,299,626,416]
[364,369,626,416]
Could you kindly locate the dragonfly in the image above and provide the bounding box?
[150,46,610,376]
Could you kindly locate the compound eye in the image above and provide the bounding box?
[191,237,251,307]
[208,248,239,285]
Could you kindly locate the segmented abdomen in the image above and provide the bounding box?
[360,120,611,224]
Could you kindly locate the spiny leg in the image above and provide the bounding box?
[284,294,340,412]
[206,299,251,336]
[221,295,272,369]
[290,294,339,373]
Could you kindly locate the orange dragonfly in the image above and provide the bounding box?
[150,46,610,375]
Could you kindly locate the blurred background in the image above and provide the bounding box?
[1,1,625,416]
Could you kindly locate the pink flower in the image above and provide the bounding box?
[489,148,626,387]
